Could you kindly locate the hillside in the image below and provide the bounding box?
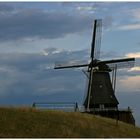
[0,107,140,138]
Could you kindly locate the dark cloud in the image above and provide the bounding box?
[0,2,115,42]
[0,3,15,12]
[0,48,88,106]
[0,48,89,72]
[0,48,137,100]
[0,6,93,41]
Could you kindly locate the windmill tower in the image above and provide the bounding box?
[54,19,135,125]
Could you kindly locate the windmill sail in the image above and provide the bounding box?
[98,58,135,69]
[54,60,89,69]
[91,19,102,60]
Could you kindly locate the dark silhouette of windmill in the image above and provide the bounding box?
[54,19,135,125]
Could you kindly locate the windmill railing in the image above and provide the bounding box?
[32,102,79,112]
[85,107,133,112]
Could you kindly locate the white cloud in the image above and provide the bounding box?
[131,8,140,20]
[124,52,140,72]
[125,52,140,58]
[128,66,140,72]
[117,8,140,31]
[77,6,96,11]
[43,48,65,56]
[118,23,140,31]
[0,6,93,42]
[118,75,140,93]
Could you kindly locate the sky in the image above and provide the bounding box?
[0,2,140,126]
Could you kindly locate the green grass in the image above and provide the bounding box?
[0,107,140,138]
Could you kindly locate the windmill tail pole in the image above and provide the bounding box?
[86,68,94,112]
[113,65,117,93]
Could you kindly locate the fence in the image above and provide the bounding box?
[32,102,79,112]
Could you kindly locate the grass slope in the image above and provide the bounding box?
[0,107,140,138]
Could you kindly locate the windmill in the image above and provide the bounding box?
[54,19,135,124]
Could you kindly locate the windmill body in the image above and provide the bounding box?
[54,19,135,125]
[83,71,119,110]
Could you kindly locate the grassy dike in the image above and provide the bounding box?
[0,107,140,138]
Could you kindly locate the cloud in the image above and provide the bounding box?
[117,23,140,31]
[0,6,93,42]
[0,2,116,43]
[114,8,140,31]
[62,2,98,12]
[0,3,15,13]
[118,75,140,93]
[76,4,97,13]
[77,6,95,11]
[100,51,122,59]
[43,47,64,56]
[125,52,140,58]
[0,48,88,105]
[0,47,137,102]
[128,66,140,72]
[116,7,140,31]
[131,8,140,20]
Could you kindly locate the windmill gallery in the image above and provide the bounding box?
[54,19,136,125]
